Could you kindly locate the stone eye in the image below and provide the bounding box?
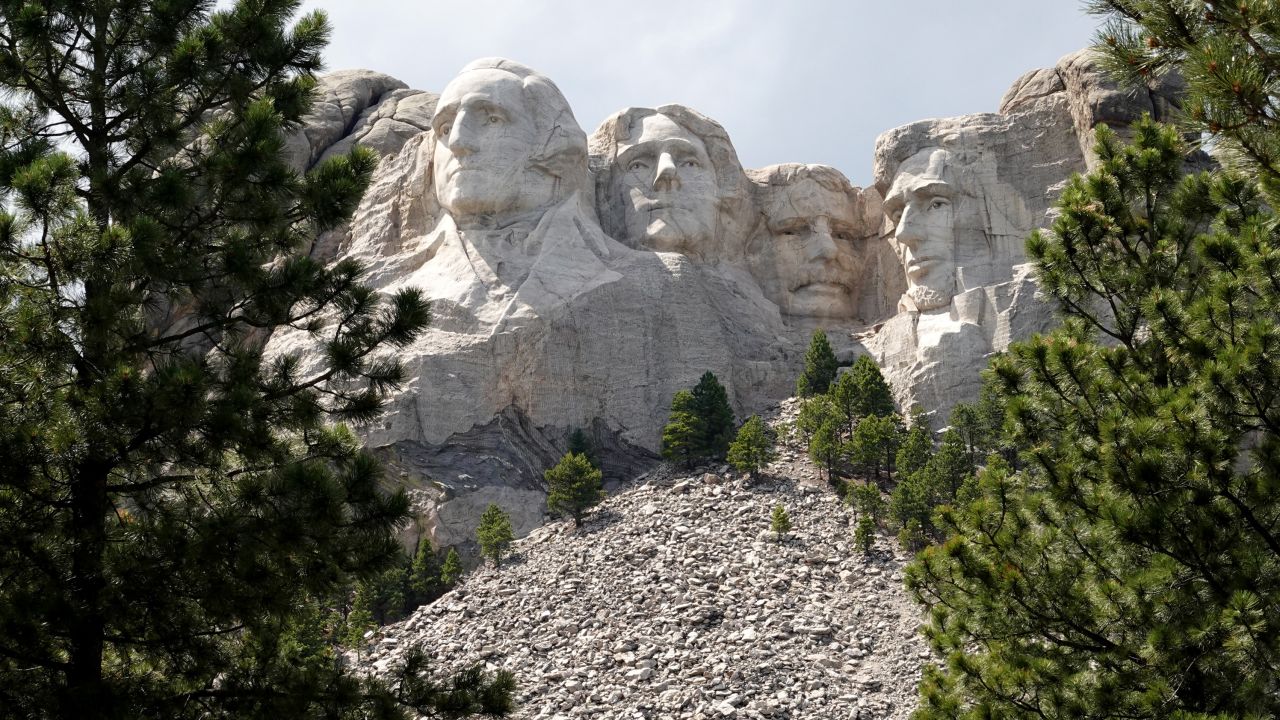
[438,123,452,137]
[930,199,949,210]
[681,160,700,169]
[628,160,649,172]
[487,114,502,125]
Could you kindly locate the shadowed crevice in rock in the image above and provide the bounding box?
[374,405,658,552]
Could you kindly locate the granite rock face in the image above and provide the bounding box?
[270,50,1182,551]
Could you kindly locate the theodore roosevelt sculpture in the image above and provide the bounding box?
[747,163,864,320]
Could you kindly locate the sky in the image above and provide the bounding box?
[295,0,1102,187]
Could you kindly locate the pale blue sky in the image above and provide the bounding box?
[298,1,1101,186]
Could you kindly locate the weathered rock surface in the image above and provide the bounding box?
[271,49,1186,550]
[358,421,929,719]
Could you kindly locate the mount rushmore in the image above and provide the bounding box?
[267,50,1188,551]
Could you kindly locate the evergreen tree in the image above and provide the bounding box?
[476,504,515,568]
[440,548,463,588]
[895,412,933,479]
[846,414,903,484]
[849,482,887,527]
[727,415,776,481]
[807,416,844,483]
[545,452,605,527]
[410,535,444,607]
[0,3,510,717]
[660,389,703,468]
[908,118,1280,717]
[567,427,596,467]
[795,393,839,445]
[796,329,838,397]
[690,371,736,460]
[769,504,792,543]
[1091,0,1280,198]
[854,514,876,555]
[845,355,896,420]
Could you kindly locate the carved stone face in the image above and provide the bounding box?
[614,113,719,254]
[760,178,860,318]
[432,68,540,223]
[883,148,956,311]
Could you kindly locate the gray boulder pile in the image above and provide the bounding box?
[357,459,928,719]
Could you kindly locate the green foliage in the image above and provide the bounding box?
[343,605,376,652]
[545,453,605,527]
[0,2,517,717]
[727,415,776,480]
[661,390,703,468]
[849,482,887,527]
[567,427,596,467]
[354,564,411,626]
[440,548,463,588]
[908,117,1280,717]
[410,535,444,606]
[795,393,839,444]
[796,329,838,397]
[846,414,903,483]
[854,514,876,555]
[1091,0,1280,202]
[833,355,895,430]
[661,372,736,466]
[895,413,933,479]
[808,415,844,482]
[690,371,736,460]
[769,504,792,542]
[476,504,515,568]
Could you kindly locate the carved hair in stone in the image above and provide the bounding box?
[746,163,864,320]
[589,105,754,262]
[429,58,591,231]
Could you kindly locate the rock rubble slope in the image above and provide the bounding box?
[360,438,930,719]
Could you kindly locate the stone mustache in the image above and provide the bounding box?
[274,52,1188,550]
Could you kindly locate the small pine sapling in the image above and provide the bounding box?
[770,504,792,543]
[440,548,463,587]
[476,504,515,568]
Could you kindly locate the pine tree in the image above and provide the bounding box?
[908,118,1280,717]
[796,329,838,397]
[854,514,876,555]
[567,427,596,466]
[770,504,792,543]
[690,371,736,459]
[849,482,887,527]
[807,416,843,483]
[476,504,515,568]
[440,548,463,588]
[846,414,903,484]
[795,393,839,445]
[835,355,895,425]
[410,535,444,607]
[895,412,933,479]
[0,3,512,718]
[727,415,776,481]
[661,389,703,468]
[545,452,605,527]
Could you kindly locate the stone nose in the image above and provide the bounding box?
[443,111,478,156]
[895,204,924,249]
[806,218,838,262]
[651,152,679,191]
